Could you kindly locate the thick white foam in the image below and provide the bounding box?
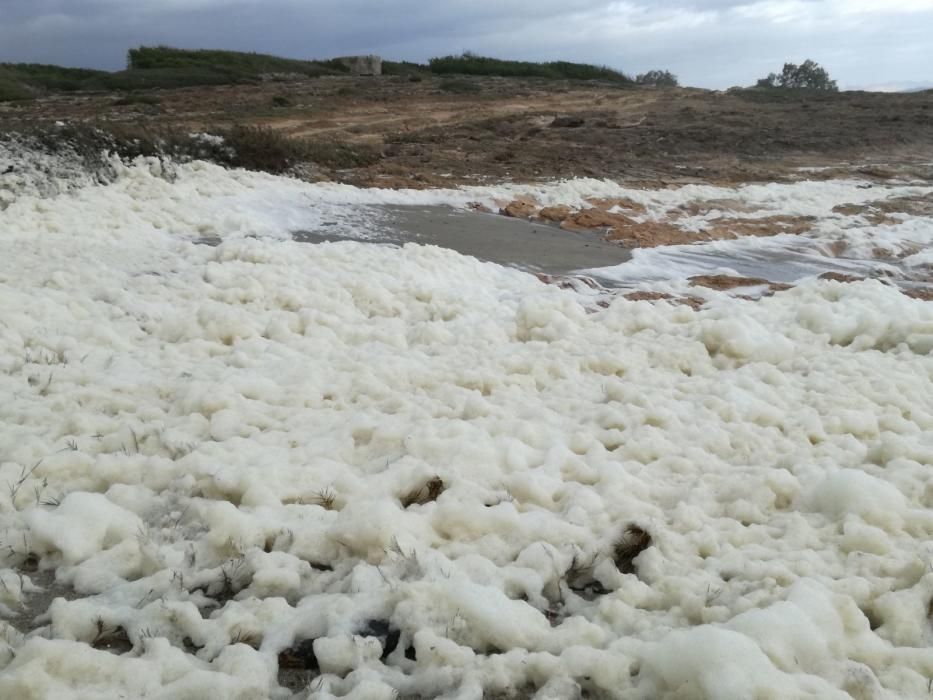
[2,154,933,698]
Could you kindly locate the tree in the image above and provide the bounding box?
[756,60,837,91]
[636,70,679,87]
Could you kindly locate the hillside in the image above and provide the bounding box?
[0,48,640,102]
[0,48,354,101]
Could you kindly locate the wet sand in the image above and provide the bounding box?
[293,205,631,283]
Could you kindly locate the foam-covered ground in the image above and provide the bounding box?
[2,155,933,699]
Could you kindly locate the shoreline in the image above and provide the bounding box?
[294,204,632,283]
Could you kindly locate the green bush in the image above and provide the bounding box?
[216,126,305,173]
[302,139,382,169]
[635,70,679,87]
[0,61,252,97]
[382,60,430,77]
[0,63,109,92]
[0,75,33,102]
[438,79,481,94]
[0,63,114,100]
[101,67,250,91]
[126,46,342,79]
[428,53,632,83]
[756,60,837,91]
[113,93,161,106]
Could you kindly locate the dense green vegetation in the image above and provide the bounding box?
[0,72,33,102]
[756,60,838,92]
[428,53,632,83]
[0,47,647,103]
[0,63,110,94]
[635,70,679,87]
[381,60,431,77]
[0,47,351,102]
[126,46,347,77]
[0,63,111,100]
[0,60,255,101]
[438,78,482,94]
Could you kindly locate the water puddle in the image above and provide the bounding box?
[293,204,631,283]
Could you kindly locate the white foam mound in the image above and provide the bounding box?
[1,157,933,698]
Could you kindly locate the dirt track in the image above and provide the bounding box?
[3,74,933,188]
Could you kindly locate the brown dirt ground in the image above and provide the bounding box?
[3,74,933,188]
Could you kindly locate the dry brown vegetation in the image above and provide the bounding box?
[4,74,932,189]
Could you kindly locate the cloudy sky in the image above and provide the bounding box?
[1,0,931,90]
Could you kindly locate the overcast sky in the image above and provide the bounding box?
[1,0,931,90]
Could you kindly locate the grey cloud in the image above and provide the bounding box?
[0,0,930,88]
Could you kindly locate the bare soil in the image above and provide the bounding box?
[3,75,932,188]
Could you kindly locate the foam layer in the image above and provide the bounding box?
[2,155,933,698]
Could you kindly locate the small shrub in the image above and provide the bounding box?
[221,125,306,173]
[318,58,351,73]
[756,59,837,91]
[303,139,382,169]
[3,122,381,180]
[96,67,250,91]
[429,53,632,84]
[0,62,108,94]
[0,77,32,102]
[113,93,161,106]
[382,60,430,76]
[439,79,481,94]
[635,70,679,87]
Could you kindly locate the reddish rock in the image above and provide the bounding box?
[678,296,706,310]
[605,221,698,247]
[560,208,635,231]
[904,287,933,301]
[622,290,704,309]
[585,197,648,214]
[499,197,538,218]
[467,201,493,213]
[536,205,573,222]
[689,274,774,291]
[702,215,814,239]
[624,291,674,302]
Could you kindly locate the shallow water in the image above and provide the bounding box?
[290,202,915,292]
[293,204,632,283]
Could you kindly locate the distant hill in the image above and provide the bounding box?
[0,47,352,101]
[853,80,933,93]
[126,46,349,79]
[428,53,632,83]
[0,46,637,103]
[0,63,112,101]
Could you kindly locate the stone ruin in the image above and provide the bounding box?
[337,55,382,76]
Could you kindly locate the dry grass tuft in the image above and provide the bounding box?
[310,487,336,510]
[613,524,652,575]
[401,476,446,508]
[91,619,133,654]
